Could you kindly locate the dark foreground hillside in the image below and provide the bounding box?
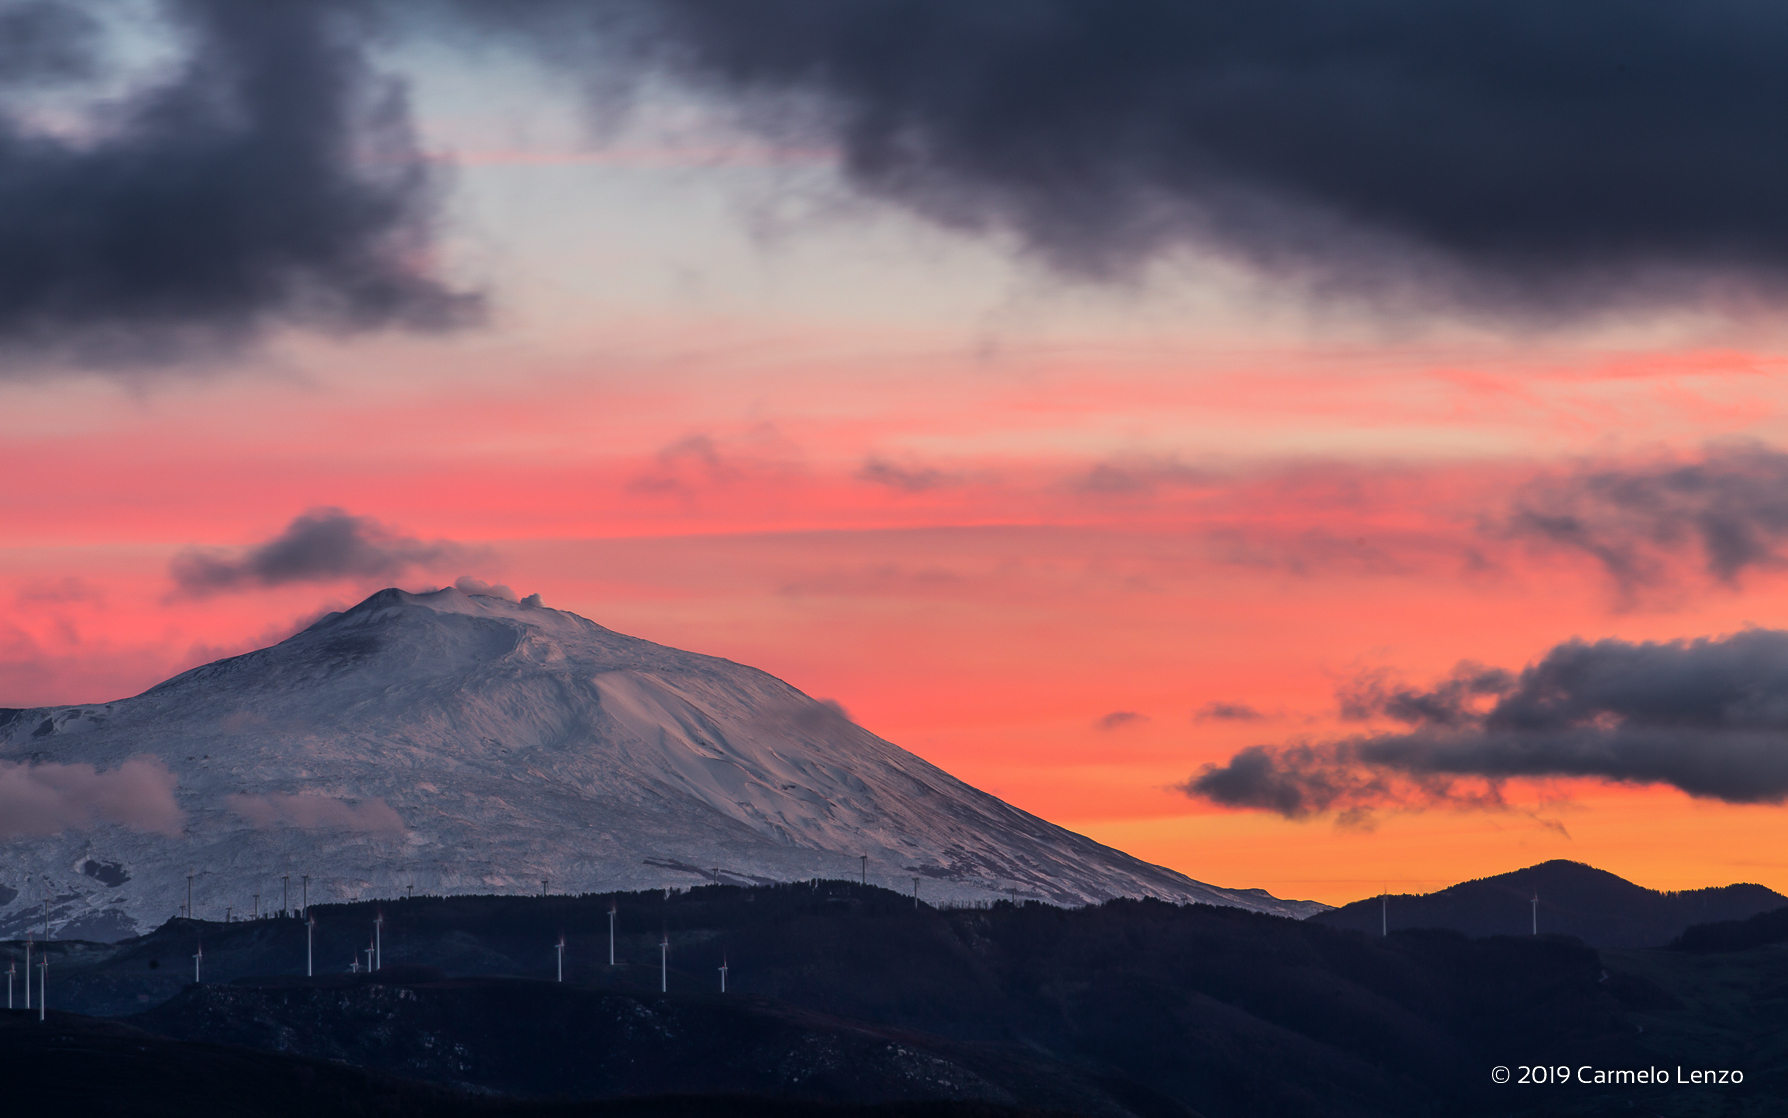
[1313,860,1787,948]
[0,1009,1076,1118]
[8,879,1787,1116]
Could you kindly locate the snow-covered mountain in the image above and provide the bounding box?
[0,588,1324,939]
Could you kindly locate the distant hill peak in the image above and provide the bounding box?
[1312,861,1785,949]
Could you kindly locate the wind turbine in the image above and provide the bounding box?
[253,892,260,920]
[307,913,316,977]
[860,855,867,886]
[6,958,13,1008]
[301,874,309,917]
[282,874,290,918]
[556,935,565,982]
[364,943,374,973]
[374,913,383,971]
[23,931,31,1010]
[1532,891,1539,936]
[36,956,45,1021]
[193,941,203,984]
[912,877,920,909]
[608,899,617,966]
[542,878,549,897]
[1382,883,1388,937]
[718,953,728,994]
[659,930,669,993]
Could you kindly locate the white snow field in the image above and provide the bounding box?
[0,588,1324,939]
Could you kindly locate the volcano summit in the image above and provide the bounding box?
[0,588,1321,938]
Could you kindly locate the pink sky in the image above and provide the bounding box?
[11,60,1788,905]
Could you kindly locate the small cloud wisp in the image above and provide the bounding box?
[227,792,405,834]
[0,756,184,837]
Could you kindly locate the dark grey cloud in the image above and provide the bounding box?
[0,1,100,85]
[534,0,1788,315]
[1185,629,1788,819]
[28,0,1788,361]
[0,0,474,368]
[1096,710,1147,731]
[1505,446,1788,596]
[169,508,465,597]
[857,457,956,493]
[1195,701,1264,723]
[1338,663,1515,728]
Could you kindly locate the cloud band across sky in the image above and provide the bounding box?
[15,0,1788,370]
[592,0,1788,311]
[1186,628,1788,819]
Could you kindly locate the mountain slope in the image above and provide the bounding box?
[0,587,1322,938]
[1311,860,1787,948]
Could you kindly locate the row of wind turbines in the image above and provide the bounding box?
[180,892,733,994]
[8,892,57,1019]
[1376,886,1544,936]
[5,939,48,1021]
[21,865,934,1015]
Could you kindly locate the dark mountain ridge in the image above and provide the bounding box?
[5,880,1660,1117]
[1311,859,1787,948]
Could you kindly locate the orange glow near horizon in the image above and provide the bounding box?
[13,243,1788,909]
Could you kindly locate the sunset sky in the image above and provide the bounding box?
[10,1,1788,905]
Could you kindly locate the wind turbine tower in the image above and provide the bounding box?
[556,935,565,982]
[282,874,290,917]
[1382,885,1387,937]
[23,931,31,1011]
[1532,891,1539,936]
[301,874,309,917]
[718,953,728,994]
[6,958,13,1009]
[307,914,316,977]
[608,899,617,966]
[912,877,920,909]
[860,855,867,886]
[659,930,669,993]
[374,913,384,971]
[193,941,203,984]
[187,871,194,921]
[36,957,44,1021]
